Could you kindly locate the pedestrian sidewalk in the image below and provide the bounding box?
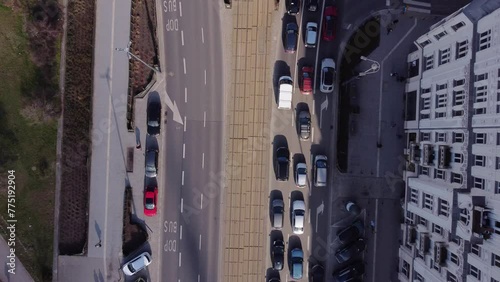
[0,235,34,282]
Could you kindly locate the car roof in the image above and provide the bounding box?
[291,248,303,257]
[293,200,305,210]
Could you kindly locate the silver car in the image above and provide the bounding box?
[295,163,307,188]
[305,22,318,48]
[122,252,152,276]
[292,200,305,234]
[145,149,158,178]
[320,58,336,93]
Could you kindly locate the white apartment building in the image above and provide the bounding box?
[399,0,500,281]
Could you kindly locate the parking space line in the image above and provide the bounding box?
[201,27,205,43]
[200,194,204,209]
[183,58,186,74]
[308,208,311,223]
[204,111,207,127]
[180,225,183,240]
[184,87,187,103]
[202,153,205,169]
[181,198,184,213]
[181,30,184,46]
[199,234,202,250]
[181,171,185,185]
[179,1,182,17]
[184,116,187,131]
[291,110,294,127]
[307,236,310,251]
[311,127,314,143]
[183,143,186,158]
[204,69,207,85]
[179,252,182,267]
[312,99,315,115]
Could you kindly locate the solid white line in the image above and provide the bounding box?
[183,143,186,158]
[202,153,205,169]
[201,27,205,43]
[291,111,294,127]
[199,234,202,250]
[204,69,207,85]
[372,199,380,282]
[311,127,315,142]
[181,198,184,213]
[307,236,310,251]
[180,225,183,240]
[179,252,182,267]
[183,58,186,74]
[203,111,207,127]
[181,171,185,185]
[181,30,184,46]
[308,209,311,223]
[179,1,183,17]
[184,87,187,103]
[312,99,316,115]
[184,116,187,131]
[200,194,204,209]
[198,275,200,282]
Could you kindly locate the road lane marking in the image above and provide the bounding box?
[179,1,183,17]
[184,116,187,131]
[199,234,202,250]
[183,143,186,158]
[201,27,205,43]
[307,236,310,251]
[179,252,182,267]
[312,99,315,115]
[204,69,207,85]
[182,171,185,185]
[291,110,294,127]
[202,153,205,169]
[200,194,204,209]
[311,127,314,143]
[181,30,184,46]
[183,58,186,74]
[180,225,183,239]
[184,87,187,103]
[203,111,206,127]
[308,209,311,223]
[181,198,184,213]
[198,275,200,282]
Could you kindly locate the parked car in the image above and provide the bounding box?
[224,0,231,8]
[300,66,313,95]
[320,58,336,93]
[306,0,318,11]
[147,101,161,135]
[272,238,285,270]
[313,155,328,187]
[122,252,152,276]
[298,110,311,139]
[309,264,325,282]
[332,261,364,282]
[143,186,158,216]
[275,147,290,181]
[322,6,337,41]
[345,201,361,216]
[268,278,281,282]
[337,220,364,244]
[335,238,366,263]
[305,22,318,48]
[145,149,159,178]
[295,162,307,188]
[289,248,303,279]
[292,200,305,234]
[285,22,298,53]
[272,199,284,229]
[285,0,300,15]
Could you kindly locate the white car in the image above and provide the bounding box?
[320,58,336,93]
[292,200,305,234]
[295,163,307,188]
[305,22,318,48]
[122,252,152,276]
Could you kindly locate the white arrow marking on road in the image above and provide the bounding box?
[315,201,325,233]
[319,96,329,129]
[164,91,183,125]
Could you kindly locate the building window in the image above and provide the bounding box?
[473,177,485,189]
[418,215,427,227]
[423,193,433,210]
[421,87,431,94]
[453,153,463,163]
[421,97,431,110]
[436,93,447,108]
[496,157,500,169]
[492,253,500,268]
[432,223,443,235]
[438,199,449,217]
[410,188,418,204]
[419,166,430,176]
[495,221,500,235]
[453,78,465,87]
[439,48,451,65]
[414,271,424,282]
[436,83,448,91]
[475,133,487,144]
[401,260,410,278]
[497,132,500,145]
[469,264,481,280]
[452,237,461,245]
[453,90,465,106]
[435,169,446,180]
[479,29,492,51]
[453,132,464,143]
[447,272,457,282]
[475,73,488,82]
[452,109,464,117]
[475,107,486,115]
[451,173,463,184]
[450,252,460,265]
[435,132,446,142]
[495,181,500,194]
[420,113,430,119]
[435,111,446,118]
[497,104,500,114]
[474,155,486,166]
[420,39,431,48]
[475,85,488,103]
[421,132,431,141]
[451,21,465,31]
[456,40,468,59]
[425,55,434,70]
[435,30,448,40]
[471,244,481,256]
[406,211,414,224]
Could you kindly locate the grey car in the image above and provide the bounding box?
[145,149,158,178]
[289,248,303,279]
[298,110,311,140]
[335,238,366,263]
[272,199,284,229]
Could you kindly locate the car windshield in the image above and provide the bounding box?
[316,160,327,168]
[325,17,334,35]
[295,209,305,216]
[324,68,334,85]
[297,168,307,175]
[145,198,155,209]
[148,120,159,127]
[273,206,283,213]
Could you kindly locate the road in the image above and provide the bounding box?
[160,0,224,281]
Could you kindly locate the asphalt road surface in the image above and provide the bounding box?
[160,0,224,281]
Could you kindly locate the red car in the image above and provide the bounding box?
[300,66,313,95]
[322,6,337,41]
[144,186,158,216]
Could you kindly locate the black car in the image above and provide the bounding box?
[285,0,300,15]
[337,220,364,244]
[275,147,290,181]
[309,264,325,282]
[307,0,318,11]
[272,238,285,270]
[332,261,364,282]
[335,238,366,263]
[147,101,161,135]
[285,23,298,53]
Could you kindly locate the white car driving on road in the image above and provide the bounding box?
[320,58,336,93]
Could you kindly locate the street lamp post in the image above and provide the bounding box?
[341,56,380,86]
[115,41,160,73]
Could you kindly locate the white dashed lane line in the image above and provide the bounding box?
[201,27,205,43]
[183,58,186,74]
[181,30,184,46]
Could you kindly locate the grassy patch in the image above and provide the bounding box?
[0,4,56,281]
